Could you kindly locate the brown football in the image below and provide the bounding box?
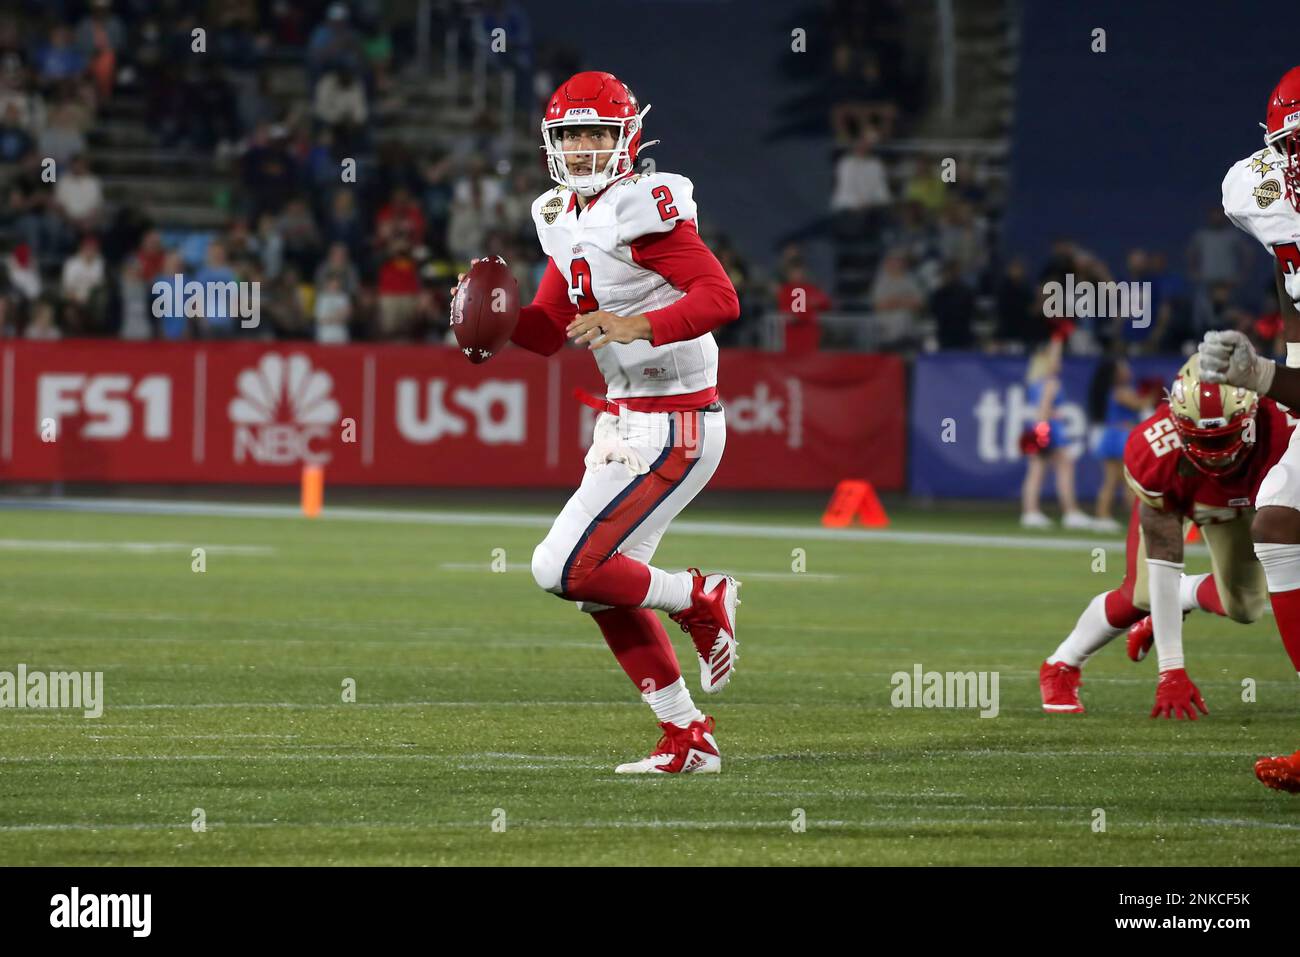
[451,257,520,364]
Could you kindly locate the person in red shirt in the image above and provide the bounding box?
[776,261,831,354]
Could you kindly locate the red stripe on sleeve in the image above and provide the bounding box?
[509,258,574,356]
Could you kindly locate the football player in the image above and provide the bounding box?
[1040,355,1292,717]
[1198,65,1300,791]
[452,72,741,773]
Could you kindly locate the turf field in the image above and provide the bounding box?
[2,498,1299,865]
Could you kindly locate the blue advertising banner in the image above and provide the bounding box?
[909,353,1185,499]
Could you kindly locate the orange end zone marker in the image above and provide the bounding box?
[1185,523,1200,544]
[821,479,889,528]
[301,464,324,518]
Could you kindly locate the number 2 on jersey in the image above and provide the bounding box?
[568,258,599,313]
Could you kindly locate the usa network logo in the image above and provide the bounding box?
[229,353,339,465]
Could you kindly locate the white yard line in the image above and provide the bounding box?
[0,496,1183,554]
[0,539,273,555]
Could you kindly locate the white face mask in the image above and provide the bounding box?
[541,107,654,197]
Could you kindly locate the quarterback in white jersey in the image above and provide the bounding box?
[457,71,742,774]
[1199,65,1300,792]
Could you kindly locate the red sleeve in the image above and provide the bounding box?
[630,221,740,346]
[509,259,573,356]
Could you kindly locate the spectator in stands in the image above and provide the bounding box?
[264,265,310,339]
[830,45,897,145]
[375,185,427,247]
[0,102,34,162]
[930,259,976,349]
[322,189,365,265]
[152,250,188,339]
[3,242,41,306]
[377,239,422,340]
[53,154,103,232]
[936,199,986,286]
[278,197,323,276]
[24,299,61,340]
[256,212,285,279]
[314,66,368,132]
[37,100,87,167]
[993,258,1040,349]
[831,128,891,217]
[307,4,367,86]
[60,234,106,334]
[75,0,124,100]
[0,71,46,135]
[870,249,923,348]
[35,27,86,87]
[241,124,297,218]
[420,154,456,254]
[776,259,831,355]
[1188,206,1253,334]
[314,275,352,344]
[193,241,238,338]
[447,177,490,265]
[118,256,152,340]
[314,242,360,297]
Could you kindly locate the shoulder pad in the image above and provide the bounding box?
[612,172,698,245]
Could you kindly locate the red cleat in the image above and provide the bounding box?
[1040,660,1085,713]
[614,716,721,774]
[1150,668,1208,720]
[669,568,740,694]
[1255,750,1300,793]
[1127,617,1154,661]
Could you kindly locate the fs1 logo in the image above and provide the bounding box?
[36,374,172,440]
[229,353,340,465]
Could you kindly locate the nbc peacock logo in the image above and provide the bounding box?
[229,353,340,465]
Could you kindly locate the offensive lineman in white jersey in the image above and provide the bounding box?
[454,72,742,773]
[1198,65,1300,792]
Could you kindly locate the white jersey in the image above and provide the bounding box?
[529,171,719,401]
[1222,149,1300,305]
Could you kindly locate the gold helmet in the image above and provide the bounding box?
[1168,354,1258,474]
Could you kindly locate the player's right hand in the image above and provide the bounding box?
[1198,330,1276,394]
[1150,668,1208,720]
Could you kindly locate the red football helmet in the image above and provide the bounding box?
[540,71,656,197]
[1264,66,1300,212]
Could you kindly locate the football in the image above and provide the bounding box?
[451,256,520,364]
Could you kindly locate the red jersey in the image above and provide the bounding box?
[1123,398,1296,524]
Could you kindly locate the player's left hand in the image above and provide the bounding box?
[567,310,652,350]
[1150,668,1208,720]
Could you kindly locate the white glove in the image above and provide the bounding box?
[584,413,651,475]
[1198,330,1276,394]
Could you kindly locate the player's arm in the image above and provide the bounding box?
[565,221,740,349]
[1276,258,1300,345]
[1199,329,1300,407]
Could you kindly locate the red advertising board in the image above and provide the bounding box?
[0,341,904,490]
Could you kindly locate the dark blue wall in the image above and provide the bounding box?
[1006,0,1295,275]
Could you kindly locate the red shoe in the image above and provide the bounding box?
[1150,668,1208,720]
[1255,750,1300,793]
[669,568,740,694]
[614,716,721,774]
[1127,617,1154,661]
[1040,660,1085,713]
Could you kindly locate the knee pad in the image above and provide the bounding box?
[1254,542,1300,593]
[530,541,565,594]
[1256,461,1300,513]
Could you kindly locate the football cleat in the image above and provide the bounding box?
[1040,659,1085,713]
[614,716,721,774]
[1150,667,1208,720]
[669,568,740,694]
[1255,749,1300,793]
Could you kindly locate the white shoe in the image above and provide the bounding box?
[1062,511,1098,531]
[1021,511,1053,529]
[1090,516,1121,533]
[614,717,722,774]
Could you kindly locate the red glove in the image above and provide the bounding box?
[1150,668,1208,720]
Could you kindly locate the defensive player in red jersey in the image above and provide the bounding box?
[1040,356,1293,717]
[1198,65,1300,791]
[452,72,741,773]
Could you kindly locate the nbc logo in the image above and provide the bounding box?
[229,353,339,466]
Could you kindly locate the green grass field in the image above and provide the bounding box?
[2,498,1299,865]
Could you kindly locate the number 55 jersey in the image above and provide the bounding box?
[1124,397,1296,523]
